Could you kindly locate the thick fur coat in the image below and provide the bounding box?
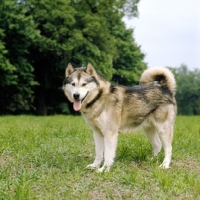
[63,63,177,172]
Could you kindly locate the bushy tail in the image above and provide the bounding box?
[139,67,176,95]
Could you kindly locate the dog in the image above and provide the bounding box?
[63,63,177,172]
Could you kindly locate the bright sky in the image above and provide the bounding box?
[124,0,200,70]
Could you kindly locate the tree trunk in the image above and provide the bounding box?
[35,88,47,115]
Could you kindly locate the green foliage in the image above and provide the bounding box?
[24,0,77,115]
[0,115,200,198]
[0,32,17,86]
[25,0,146,114]
[112,21,146,85]
[170,65,200,115]
[0,0,39,114]
[0,0,147,115]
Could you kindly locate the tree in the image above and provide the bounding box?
[22,0,76,115]
[112,21,146,85]
[25,0,146,115]
[0,0,147,115]
[0,0,38,114]
[171,65,200,115]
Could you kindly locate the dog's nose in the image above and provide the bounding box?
[73,93,80,100]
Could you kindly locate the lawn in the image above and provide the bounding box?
[0,115,200,199]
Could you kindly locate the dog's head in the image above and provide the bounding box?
[63,63,99,111]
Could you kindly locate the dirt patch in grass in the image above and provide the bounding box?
[0,155,13,167]
[173,158,200,176]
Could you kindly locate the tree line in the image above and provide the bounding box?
[0,0,146,115]
[171,65,200,115]
[0,0,199,115]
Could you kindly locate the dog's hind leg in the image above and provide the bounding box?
[157,122,174,169]
[97,132,118,173]
[86,130,104,170]
[144,126,162,157]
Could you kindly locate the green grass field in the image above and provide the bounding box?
[0,115,200,199]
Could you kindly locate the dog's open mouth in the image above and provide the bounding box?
[73,92,88,111]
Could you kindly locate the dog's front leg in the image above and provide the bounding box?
[97,132,118,173]
[86,130,104,170]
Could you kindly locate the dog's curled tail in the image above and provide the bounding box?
[139,67,176,95]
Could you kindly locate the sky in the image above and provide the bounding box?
[124,0,200,70]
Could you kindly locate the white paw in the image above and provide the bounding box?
[86,163,99,170]
[159,162,170,169]
[151,156,155,160]
[97,165,110,173]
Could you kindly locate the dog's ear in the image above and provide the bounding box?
[65,63,74,77]
[85,63,97,77]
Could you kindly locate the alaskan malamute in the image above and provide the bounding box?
[63,63,177,172]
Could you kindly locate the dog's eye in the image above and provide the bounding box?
[82,83,87,87]
[71,83,75,86]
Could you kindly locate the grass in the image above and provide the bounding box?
[0,115,200,199]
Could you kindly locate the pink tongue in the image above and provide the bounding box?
[73,100,82,111]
